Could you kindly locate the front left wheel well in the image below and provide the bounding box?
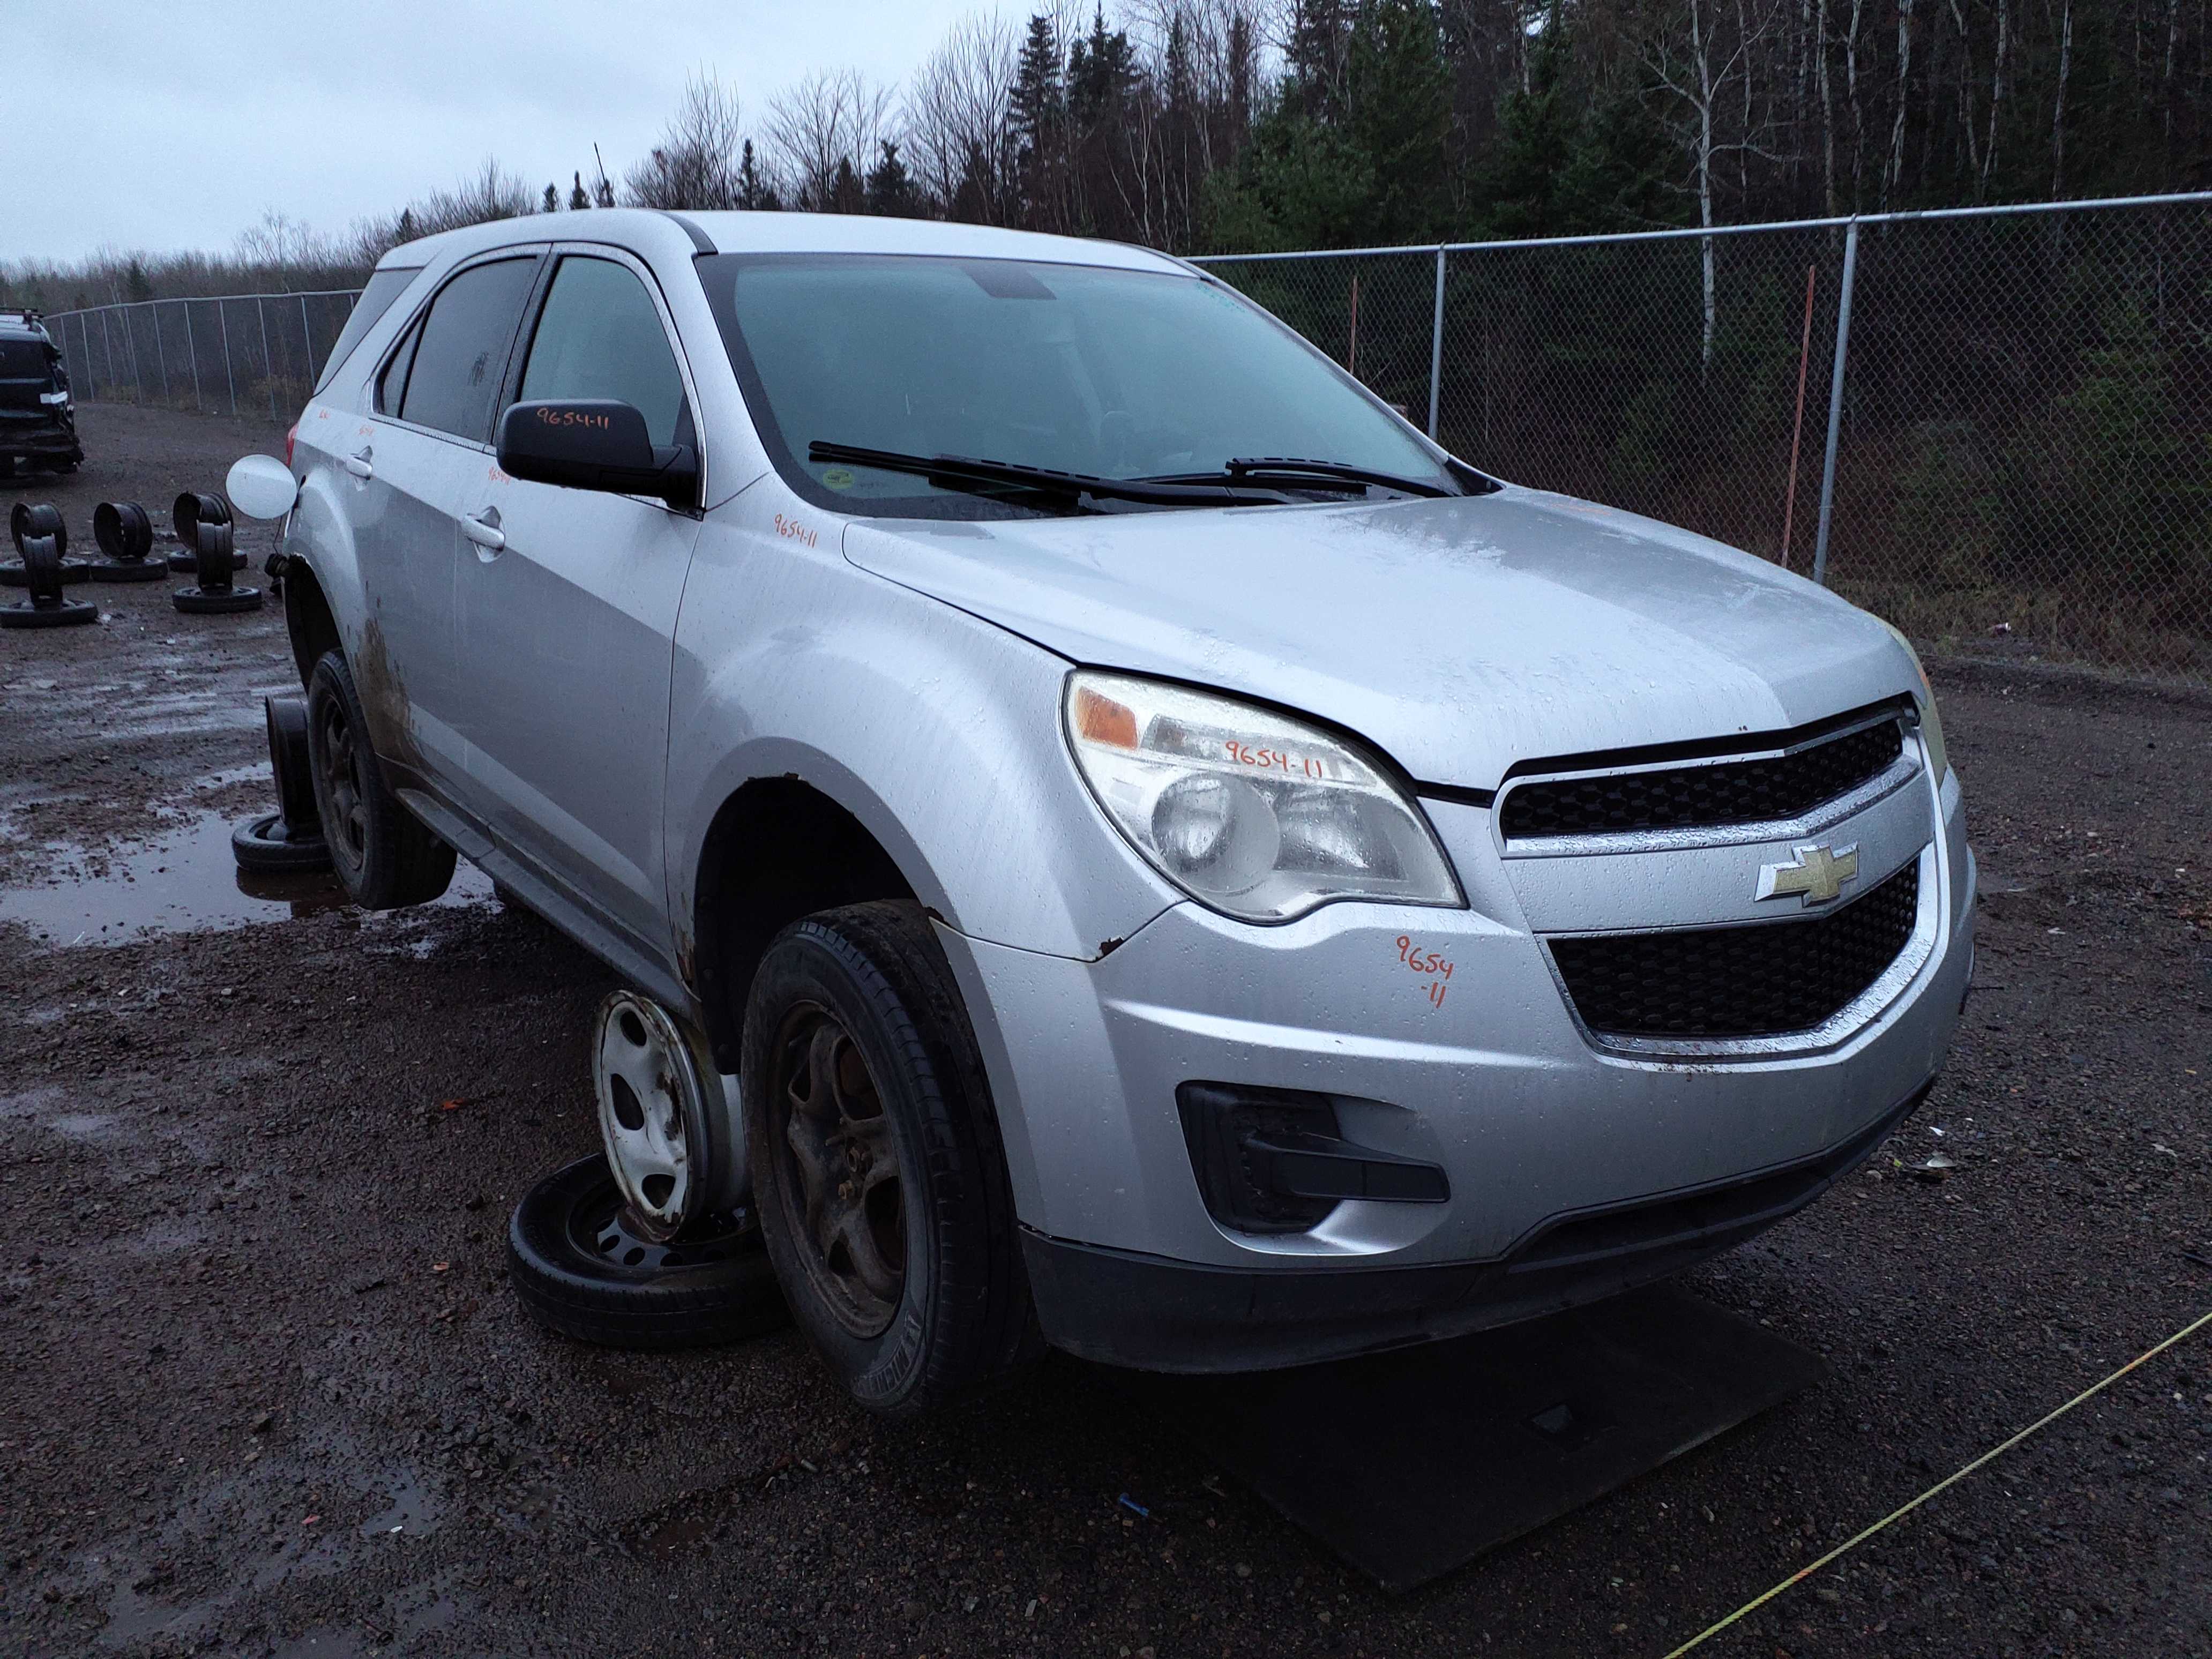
[692,778,917,1072]
[282,558,341,688]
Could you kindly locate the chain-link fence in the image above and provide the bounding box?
[41,290,363,425]
[1198,191,2212,687]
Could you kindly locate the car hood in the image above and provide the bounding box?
[842,485,1916,790]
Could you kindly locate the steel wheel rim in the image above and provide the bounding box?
[592,993,698,1242]
[768,1002,906,1339]
[562,1165,751,1273]
[315,698,368,869]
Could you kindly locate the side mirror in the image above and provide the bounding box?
[496,399,698,509]
[226,453,300,520]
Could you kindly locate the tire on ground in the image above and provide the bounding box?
[304,648,455,909]
[742,899,1038,1417]
[507,1154,787,1349]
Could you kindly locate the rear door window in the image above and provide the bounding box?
[397,256,540,443]
[515,256,687,446]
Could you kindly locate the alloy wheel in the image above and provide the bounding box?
[315,698,368,869]
[767,1004,906,1338]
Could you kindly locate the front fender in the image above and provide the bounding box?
[666,507,1175,967]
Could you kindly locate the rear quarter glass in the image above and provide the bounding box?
[314,266,423,394]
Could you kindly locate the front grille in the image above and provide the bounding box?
[1500,718,1905,839]
[1549,858,1922,1040]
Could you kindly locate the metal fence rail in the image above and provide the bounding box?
[39,194,2212,685]
[1196,191,2212,687]
[42,289,363,425]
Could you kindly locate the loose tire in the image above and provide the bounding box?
[742,900,1036,1417]
[507,1154,786,1349]
[230,812,331,874]
[304,648,455,909]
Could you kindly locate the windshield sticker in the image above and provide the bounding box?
[820,466,856,492]
[773,512,819,549]
[1395,936,1455,1008]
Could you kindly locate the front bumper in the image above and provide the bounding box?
[1023,1078,1930,1371]
[0,410,83,464]
[941,752,1972,1373]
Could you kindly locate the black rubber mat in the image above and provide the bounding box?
[1147,1284,1827,1591]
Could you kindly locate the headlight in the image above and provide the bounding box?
[1879,621,1948,781]
[1064,671,1462,923]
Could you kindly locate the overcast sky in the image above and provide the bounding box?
[4,0,992,265]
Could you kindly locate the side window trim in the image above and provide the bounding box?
[499,243,707,512]
[368,247,548,447]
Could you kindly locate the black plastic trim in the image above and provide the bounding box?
[1024,1078,1931,1373]
[660,211,717,255]
[1498,696,1917,786]
[1416,782,1496,810]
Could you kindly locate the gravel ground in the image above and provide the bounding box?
[3,405,2209,1659]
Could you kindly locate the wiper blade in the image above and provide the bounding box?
[1145,457,1455,498]
[809,441,1290,509]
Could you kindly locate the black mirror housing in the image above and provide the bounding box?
[496,399,698,508]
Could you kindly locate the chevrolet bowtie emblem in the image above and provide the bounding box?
[1757,843,1859,907]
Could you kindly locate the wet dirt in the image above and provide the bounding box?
[3,406,2210,1658]
[0,808,494,944]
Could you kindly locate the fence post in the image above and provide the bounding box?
[1428,246,1446,440]
[212,307,234,422]
[183,300,203,410]
[299,293,313,376]
[98,310,114,399]
[217,301,237,415]
[152,302,171,404]
[257,298,278,421]
[1811,220,1860,588]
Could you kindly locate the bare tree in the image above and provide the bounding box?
[764,69,899,212]
[2050,0,2074,196]
[1642,0,1788,373]
[907,11,1020,217]
[623,73,748,210]
[1882,0,1914,208]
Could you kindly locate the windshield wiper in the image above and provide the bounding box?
[809,441,1291,510]
[1145,457,1456,498]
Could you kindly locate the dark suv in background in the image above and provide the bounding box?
[0,310,83,476]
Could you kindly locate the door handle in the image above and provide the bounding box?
[463,509,505,553]
[344,447,373,480]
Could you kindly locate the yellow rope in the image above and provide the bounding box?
[1661,1304,2212,1658]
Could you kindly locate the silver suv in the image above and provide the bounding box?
[271,209,1971,1414]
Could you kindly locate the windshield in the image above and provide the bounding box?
[697,253,1459,517]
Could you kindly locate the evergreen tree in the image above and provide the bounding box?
[1205,95,1376,252]
[541,183,561,213]
[1343,0,1450,244]
[828,156,866,215]
[569,171,592,211]
[1284,0,1348,122]
[1010,12,1066,227]
[949,139,998,225]
[124,257,154,302]
[736,141,780,211]
[865,140,922,217]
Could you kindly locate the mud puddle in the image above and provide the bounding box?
[0,810,494,944]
